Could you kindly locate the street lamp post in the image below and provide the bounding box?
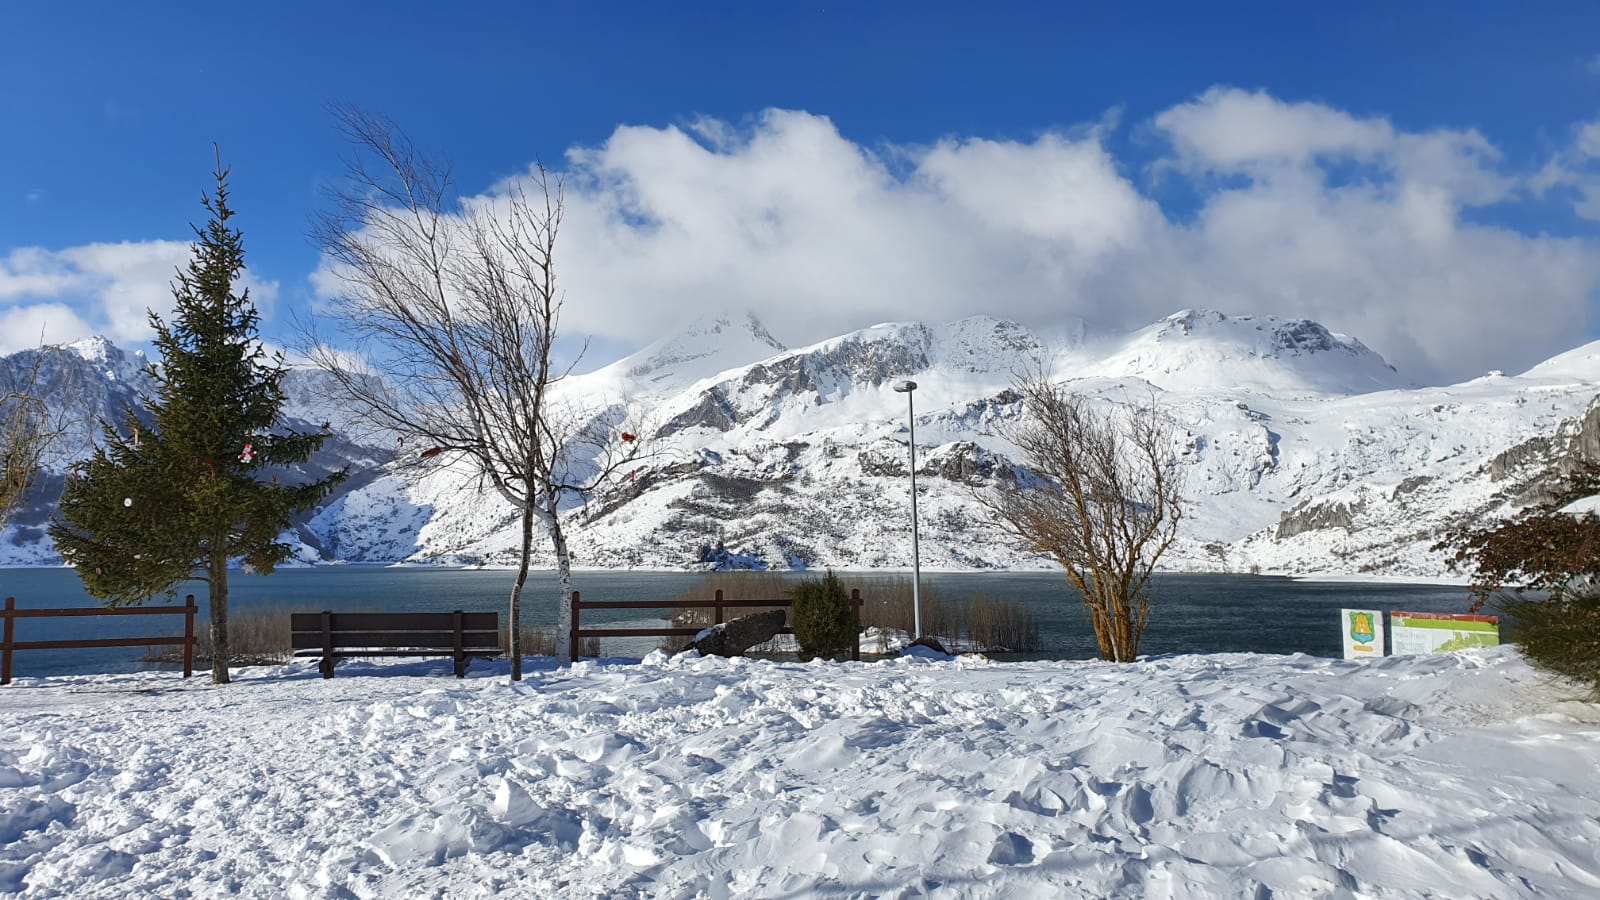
[892,379,922,640]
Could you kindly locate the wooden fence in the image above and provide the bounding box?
[570,588,865,661]
[2,594,198,685]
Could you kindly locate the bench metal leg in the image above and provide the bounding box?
[454,654,467,678]
[321,655,336,679]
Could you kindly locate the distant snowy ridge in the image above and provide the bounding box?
[4,309,1598,578]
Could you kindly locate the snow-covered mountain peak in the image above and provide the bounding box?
[61,335,148,383]
[605,310,787,398]
[928,316,1049,374]
[1518,339,1600,383]
[65,335,115,363]
[791,316,1051,377]
[1082,309,1408,397]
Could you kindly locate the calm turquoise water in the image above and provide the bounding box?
[0,567,1485,677]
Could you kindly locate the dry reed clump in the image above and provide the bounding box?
[144,604,295,666]
[853,578,1041,653]
[669,572,1041,655]
[962,592,1042,653]
[510,625,601,659]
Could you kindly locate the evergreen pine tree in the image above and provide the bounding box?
[50,156,346,684]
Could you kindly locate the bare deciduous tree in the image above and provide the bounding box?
[307,108,639,674]
[1,344,70,527]
[982,372,1185,662]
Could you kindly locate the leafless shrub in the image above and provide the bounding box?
[980,371,1184,662]
[1,344,72,527]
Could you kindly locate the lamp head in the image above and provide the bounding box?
[892,380,917,393]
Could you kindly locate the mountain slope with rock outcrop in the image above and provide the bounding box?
[4,311,1597,578]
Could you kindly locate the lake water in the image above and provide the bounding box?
[0,567,1488,678]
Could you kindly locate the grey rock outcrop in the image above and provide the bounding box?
[1275,497,1365,539]
[688,610,786,657]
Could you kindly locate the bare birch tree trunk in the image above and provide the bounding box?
[508,502,534,681]
[539,499,576,664]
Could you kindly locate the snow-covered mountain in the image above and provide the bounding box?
[0,342,392,565]
[5,310,1598,577]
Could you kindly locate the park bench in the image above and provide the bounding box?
[290,610,501,679]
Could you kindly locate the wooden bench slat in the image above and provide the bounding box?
[289,612,497,631]
[292,649,500,658]
[290,631,501,650]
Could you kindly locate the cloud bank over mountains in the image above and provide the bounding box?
[0,240,279,355]
[6,87,1599,384]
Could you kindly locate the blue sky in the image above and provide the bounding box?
[4,1,1599,383]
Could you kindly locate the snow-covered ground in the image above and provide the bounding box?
[3,647,1597,898]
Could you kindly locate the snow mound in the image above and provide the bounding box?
[1,647,1596,897]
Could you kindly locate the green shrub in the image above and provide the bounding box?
[791,569,859,661]
[1500,587,1600,699]
[1436,461,1600,698]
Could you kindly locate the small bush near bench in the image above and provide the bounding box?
[792,570,859,661]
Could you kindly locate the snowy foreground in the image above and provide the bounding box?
[3,648,1599,899]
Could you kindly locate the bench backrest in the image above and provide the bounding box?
[290,611,500,652]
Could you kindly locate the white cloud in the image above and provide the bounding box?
[0,303,96,354]
[0,241,279,350]
[1154,88,1511,205]
[1531,118,1600,222]
[17,88,1594,387]
[508,95,1594,383]
[1154,87,1394,170]
[1577,121,1600,159]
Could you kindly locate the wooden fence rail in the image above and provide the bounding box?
[2,594,198,685]
[570,588,864,661]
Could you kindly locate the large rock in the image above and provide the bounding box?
[689,610,786,657]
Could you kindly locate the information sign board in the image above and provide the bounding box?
[1389,612,1499,655]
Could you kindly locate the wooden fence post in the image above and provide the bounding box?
[320,610,335,679]
[182,594,196,679]
[452,610,466,677]
[2,597,14,686]
[570,590,581,663]
[851,589,862,661]
[714,589,724,626]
